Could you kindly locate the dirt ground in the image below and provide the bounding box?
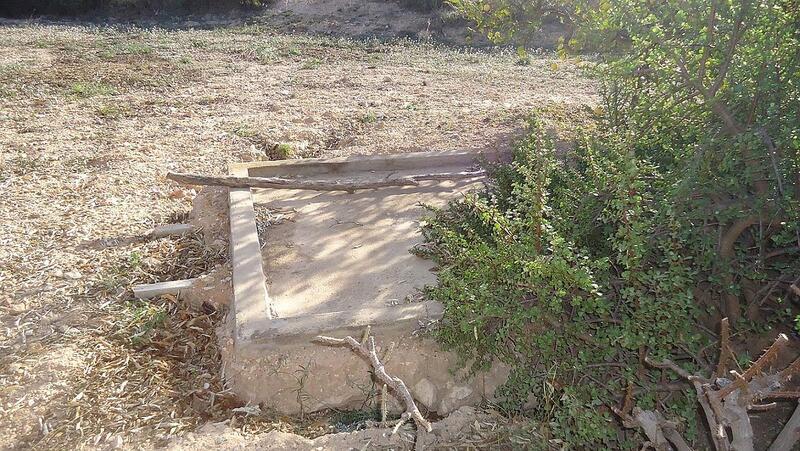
[0,3,596,449]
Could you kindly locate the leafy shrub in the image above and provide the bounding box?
[420,121,705,447]
[430,0,800,447]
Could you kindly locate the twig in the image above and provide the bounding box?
[717,333,788,398]
[612,407,694,451]
[314,333,433,433]
[167,170,486,192]
[645,357,728,450]
[715,318,731,378]
[644,357,710,383]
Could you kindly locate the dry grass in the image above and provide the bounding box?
[0,18,595,449]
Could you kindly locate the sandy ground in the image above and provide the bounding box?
[0,5,595,449]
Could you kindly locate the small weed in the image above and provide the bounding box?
[120,301,169,347]
[233,125,259,139]
[269,143,295,160]
[233,125,294,159]
[69,82,116,98]
[228,24,267,35]
[300,58,323,70]
[119,42,153,55]
[96,104,124,118]
[515,47,531,66]
[99,42,153,59]
[360,112,378,124]
[189,38,207,49]
[239,45,277,64]
[178,55,193,65]
[32,38,55,48]
[3,153,46,176]
[128,251,143,268]
[98,48,116,59]
[0,63,23,78]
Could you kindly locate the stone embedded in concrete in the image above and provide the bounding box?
[182,264,232,310]
[218,318,510,415]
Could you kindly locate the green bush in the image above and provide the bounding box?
[420,121,704,447]
[430,0,800,447]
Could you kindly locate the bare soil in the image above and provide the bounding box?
[0,3,595,449]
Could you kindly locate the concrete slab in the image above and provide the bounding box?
[229,150,495,347]
[253,174,480,319]
[223,150,508,414]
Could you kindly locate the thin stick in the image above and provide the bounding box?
[715,318,731,378]
[167,170,486,192]
[314,334,433,433]
[718,334,789,398]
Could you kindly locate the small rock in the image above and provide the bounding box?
[56,324,73,334]
[9,303,27,314]
[64,270,82,280]
[412,378,438,409]
[169,188,185,199]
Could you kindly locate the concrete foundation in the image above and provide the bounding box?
[221,151,508,414]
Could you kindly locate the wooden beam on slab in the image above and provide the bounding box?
[166,170,486,192]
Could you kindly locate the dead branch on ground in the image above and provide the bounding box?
[613,406,693,451]
[313,331,433,434]
[640,328,800,451]
[167,170,486,192]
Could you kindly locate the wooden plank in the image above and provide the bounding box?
[167,170,486,192]
[150,223,194,238]
[132,278,197,299]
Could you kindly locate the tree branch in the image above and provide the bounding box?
[313,333,433,433]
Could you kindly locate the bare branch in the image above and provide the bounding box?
[314,333,433,433]
[715,318,732,378]
[717,333,789,398]
[708,0,751,97]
